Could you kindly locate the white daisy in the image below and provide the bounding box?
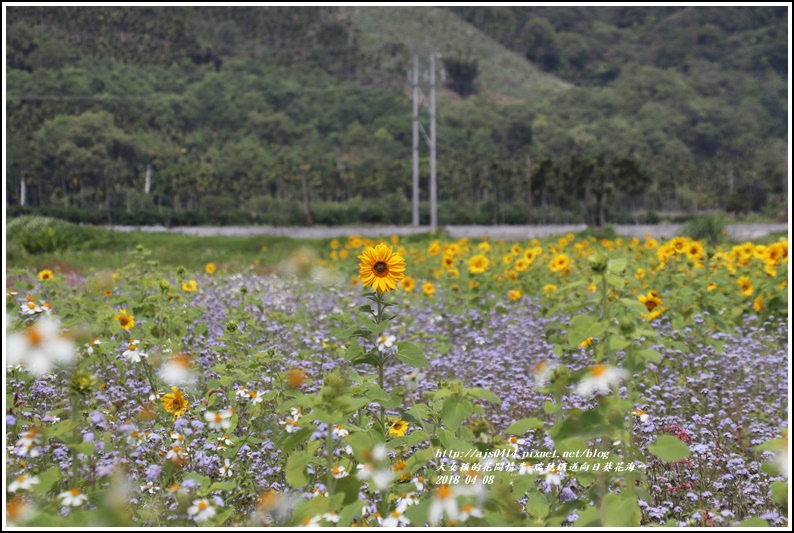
[58,488,88,507]
[6,317,76,376]
[204,410,233,430]
[8,474,39,492]
[187,498,216,522]
[122,340,147,363]
[377,334,396,352]
[382,510,411,527]
[576,365,629,397]
[219,458,234,477]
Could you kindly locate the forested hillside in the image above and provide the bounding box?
[5,6,788,226]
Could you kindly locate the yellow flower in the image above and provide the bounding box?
[388,420,409,438]
[330,239,340,250]
[38,269,54,281]
[514,259,529,272]
[634,268,646,280]
[469,280,479,290]
[753,297,763,312]
[103,289,113,297]
[707,282,717,291]
[685,241,705,263]
[579,337,594,348]
[737,276,753,297]
[549,254,569,273]
[115,309,135,330]
[543,284,557,297]
[401,276,416,292]
[507,289,523,301]
[638,291,663,313]
[442,255,456,269]
[390,234,400,244]
[422,282,435,297]
[502,254,514,265]
[468,254,490,274]
[161,386,189,418]
[428,241,442,256]
[205,263,216,275]
[182,280,198,292]
[358,243,406,293]
[339,249,349,260]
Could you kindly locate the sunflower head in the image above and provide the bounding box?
[358,243,406,293]
[38,270,54,281]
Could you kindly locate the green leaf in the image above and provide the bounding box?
[770,481,787,506]
[602,493,641,526]
[605,274,625,289]
[567,315,607,348]
[505,417,545,435]
[395,341,428,368]
[285,450,311,488]
[465,387,501,404]
[280,426,313,454]
[637,349,661,364]
[71,442,96,456]
[648,435,691,462]
[618,297,649,315]
[33,467,62,494]
[607,257,627,275]
[44,419,77,439]
[441,397,470,428]
[543,401,560,415]
[525,492,549,519]
[208,481,237,492]
[574,506,600,527]
[365,384,393,404]
[737,518,769,527]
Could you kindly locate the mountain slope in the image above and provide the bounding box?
[338,6,571,100]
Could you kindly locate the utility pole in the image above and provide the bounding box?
[410,46,438,231]
[412,52,420,227]
[429,45,437,232]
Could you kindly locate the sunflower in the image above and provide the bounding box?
[161,386,190,418]
[38,270,54,281]
[737,276,753,297]
[442,255,456,269]
[115,309,135,330]
[205,263,216,275]
[514,259,530,272]
[358,243,406,293]
[422,282,435,297]
[388,419,409,438]
[549,254,570,273]
[753,297,763,312]
[468,254,490,274]
[638,292,662,312]
[182,280,198,292]
[506,289,523,301]
[401,276,416,292]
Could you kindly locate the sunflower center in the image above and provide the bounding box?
[373,261,388,275]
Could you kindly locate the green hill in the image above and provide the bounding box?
[5,6,788,226]
[338,6,571,100]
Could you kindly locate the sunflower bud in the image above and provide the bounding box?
[176,266,186,278]
[225,320,239,334]
[160,280,171,292]
[588,252,608,273]
[619,316,636,336]
[240,286,248,295]
[70,370,97,395]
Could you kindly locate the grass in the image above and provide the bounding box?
[5,219,445,276]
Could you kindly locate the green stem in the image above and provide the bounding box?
[601,275,612,365]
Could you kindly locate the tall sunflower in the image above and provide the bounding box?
[358,243,406,293]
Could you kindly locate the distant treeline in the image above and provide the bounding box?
[5,7,787,225]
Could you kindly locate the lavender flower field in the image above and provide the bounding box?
[5,233,789,527]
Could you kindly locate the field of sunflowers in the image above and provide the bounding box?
[5,231,789,527]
